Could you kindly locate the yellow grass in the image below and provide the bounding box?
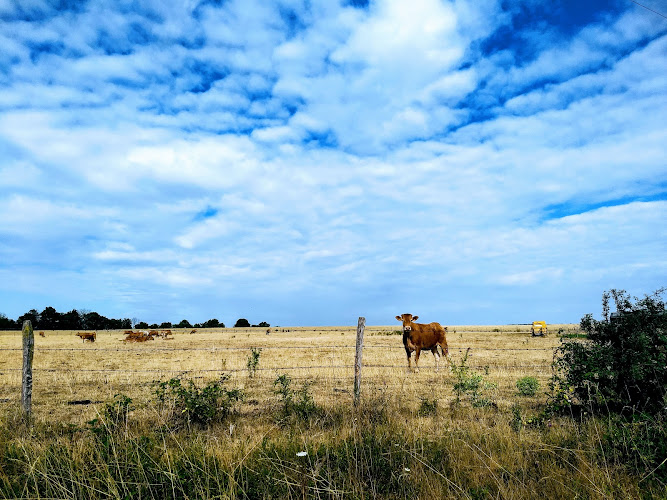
[1,324,657,499]
[0,324,574,424]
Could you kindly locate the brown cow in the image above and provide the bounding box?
[39,331,45,337]
[123,330,154,342]
[396,314,449,372]
[76,331,96,342]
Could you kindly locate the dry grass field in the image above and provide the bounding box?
[0,324,577,424]
[2,323,660,499]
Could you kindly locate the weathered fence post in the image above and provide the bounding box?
[354,317,365,407]
[22,320,34,419]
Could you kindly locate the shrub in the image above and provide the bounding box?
[104,394,133,426]
[274,374,322,423]
[88,393,133,431]
[516,376,540,397]
[509,404,544,432]
[418,398,438,416]
[510,404,523,432]
[153,376,242,426]
[552,288,666,415]
[246,347,262,377]
[451,348,496,408]
[601,410,667,483]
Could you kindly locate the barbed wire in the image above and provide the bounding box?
[0,363,553,375]
[0,345,559,352]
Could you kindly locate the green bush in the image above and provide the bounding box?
[516,376,540,397]
[552,288,666,415]
[601,410,667,483]
[418,398,438,416]
[274,374,322,423]
[153,376,242,426]
[451,348,496,408]
[246,347,262,377]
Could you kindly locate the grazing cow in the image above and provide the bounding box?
[396,314,449,372]
[76,332,96,343]
[39,331,45,337]
[190,329,197,334]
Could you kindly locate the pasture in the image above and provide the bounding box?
[1,323,659,499]
[0,324,572,424]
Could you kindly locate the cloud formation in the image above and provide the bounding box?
[0,0,665,325]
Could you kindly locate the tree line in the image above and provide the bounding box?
[0,307,270,331]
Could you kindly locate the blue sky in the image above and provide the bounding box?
[0,0,665,326]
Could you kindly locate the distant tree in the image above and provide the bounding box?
[234,318,250,328]
[0,313,17,330]
[106,318,132,330]
[107,318,121,329]
[18,309,40,328]
[83,311,107,330]
[149,323,159,329]
[40,306,61,330]
[131,317,139,328]
[176,319,192,328]
[257,321,270,328]
[60,309,82,330]
[136,321,149,329]
[160,322,172,329]
[202,318,223,328]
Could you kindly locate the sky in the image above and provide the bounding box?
[0,0,665,327]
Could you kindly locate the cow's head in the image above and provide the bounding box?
[396,313,418,332]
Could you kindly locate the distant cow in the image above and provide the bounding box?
[76,332,96,343]
[39,331,45,337]
[190,329,197,334]
[396,314,449,372]
[123,330,154,342]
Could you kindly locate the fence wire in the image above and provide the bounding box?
[0,363,554,375]
[0,345,559,352]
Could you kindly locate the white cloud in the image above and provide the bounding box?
[0,0,664,325]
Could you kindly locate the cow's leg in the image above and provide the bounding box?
[432,347,440,372]
[405,347,413,372]
[414,348,421,373]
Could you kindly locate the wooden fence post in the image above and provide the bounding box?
[22,320,34,419]
[354,317,365,407]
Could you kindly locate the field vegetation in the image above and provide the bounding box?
[0,319,664,498]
